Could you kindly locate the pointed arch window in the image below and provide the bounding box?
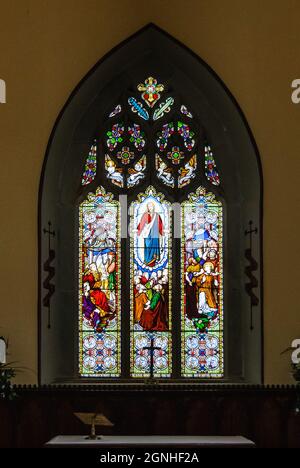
[40,26,262,385]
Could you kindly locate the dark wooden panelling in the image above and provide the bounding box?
[0,385,299,448]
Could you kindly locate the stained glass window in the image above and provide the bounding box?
[127,155,146,188]
[79,75,224,380]
[181,187,223,377]
[105,155,124,188]
[40,26,263,387]
[153,97,175,121]
[106,123,125,151]
[128,97,149,120]
[81,141,97,186]
[79,186,121,377]
[156,155,175,187]
[128,124,146,151]
[109,104,122,118]
[178,155,197,188]
[204,144,220,186]
[180,105,193,118]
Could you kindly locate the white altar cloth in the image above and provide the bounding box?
[45,435,255,448]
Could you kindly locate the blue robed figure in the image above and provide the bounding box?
[137,202,164,267]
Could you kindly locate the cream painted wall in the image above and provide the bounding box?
[0,0,299,384]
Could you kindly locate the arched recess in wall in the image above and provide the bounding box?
[39,24,263,386]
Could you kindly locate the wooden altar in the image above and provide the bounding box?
[0,384,299,448]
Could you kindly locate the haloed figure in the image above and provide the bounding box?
[193,261,218,316]
[137,202,164,267]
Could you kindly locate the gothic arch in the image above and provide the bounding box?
[39,24,263,385]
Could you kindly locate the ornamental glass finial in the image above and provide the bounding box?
[137,77,164,108]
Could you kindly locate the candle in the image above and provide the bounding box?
[0,337,6,364]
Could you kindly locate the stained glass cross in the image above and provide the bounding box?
[137,77,164,108]
[143,337,162,379]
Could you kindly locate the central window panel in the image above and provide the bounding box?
[130,187,172,378]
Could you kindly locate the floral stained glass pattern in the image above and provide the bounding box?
[106,123,124,151]
[177,121,195,151]
[128,124,146,151]
[130,187,172,378]
[81,141,97,186]
[156,123,175,151]
[79,187,121,377]
[205,145,220,186]
[167,146,184,165]
[117,146,134,165]
[156,122,195,153]
[181,187,223,378]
